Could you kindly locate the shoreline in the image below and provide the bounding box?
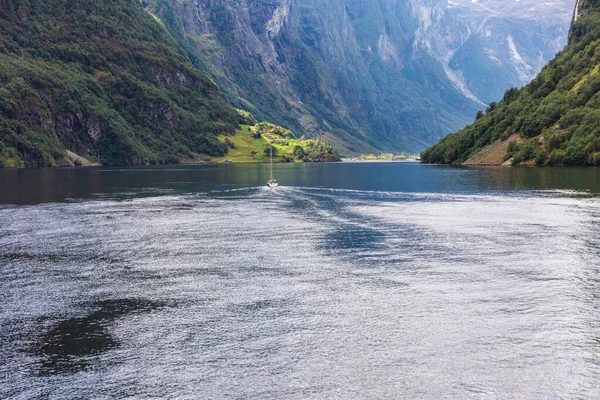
[340,158,421,163]
[0,159,344,169]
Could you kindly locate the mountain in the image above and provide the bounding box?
[421,0,600,166]
[0,0,240,168]
[0,0,575,167]
[145,0,573,154]
[416,0,574,105]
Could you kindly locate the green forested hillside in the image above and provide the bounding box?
[0,0,240,167]
[422,0,600,166]
[143,0,480,155]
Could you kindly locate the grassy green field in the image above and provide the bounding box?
[211,123,340,163]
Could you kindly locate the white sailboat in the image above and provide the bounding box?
[267,143,278,187]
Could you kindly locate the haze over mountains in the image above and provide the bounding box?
[418,0,575,104]
[147,0,574,153]
[422,0,600,166]
[0,0,576,167]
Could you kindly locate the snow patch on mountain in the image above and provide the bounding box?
[507,35,534,82]
[443,64,485,104]
[378,33,400,64]
[266,0,290,38]
[410,0,574,104]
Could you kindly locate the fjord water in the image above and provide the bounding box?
[1,163,600,399]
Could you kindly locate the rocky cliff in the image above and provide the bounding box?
[418,0,573,105]
[422,0,600,166]
[146,0,573,153]
[0,0,239,167]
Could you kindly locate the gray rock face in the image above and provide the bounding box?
[420,0,574,105]
[147,0,574,153]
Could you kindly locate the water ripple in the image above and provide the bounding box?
[1,187,600,399]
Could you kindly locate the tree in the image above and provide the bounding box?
[503,87,519,104]
[486,102,497,113]
[293,145,305,160]
[264,146,278,156]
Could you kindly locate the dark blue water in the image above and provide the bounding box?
[1,162,599,205]
[1,163,600,399]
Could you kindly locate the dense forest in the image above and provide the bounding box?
[422,0,600,166]
[0,0,240,167]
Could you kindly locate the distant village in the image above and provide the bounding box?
[345,154,421,162]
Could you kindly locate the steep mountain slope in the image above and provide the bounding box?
[0,0,239,167]
[421,0,600,166]
[145,0,573,154]
[419,0,574,105]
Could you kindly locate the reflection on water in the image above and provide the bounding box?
[1,163,600,398]
[35,299,166,376]
[1,163,600,205]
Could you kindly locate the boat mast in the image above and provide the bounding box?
[270,142,274,180]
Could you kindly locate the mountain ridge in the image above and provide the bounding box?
[0,0,577,167]
[146,0,573,154]
[0,0,240,167]
[421,0,600,166]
